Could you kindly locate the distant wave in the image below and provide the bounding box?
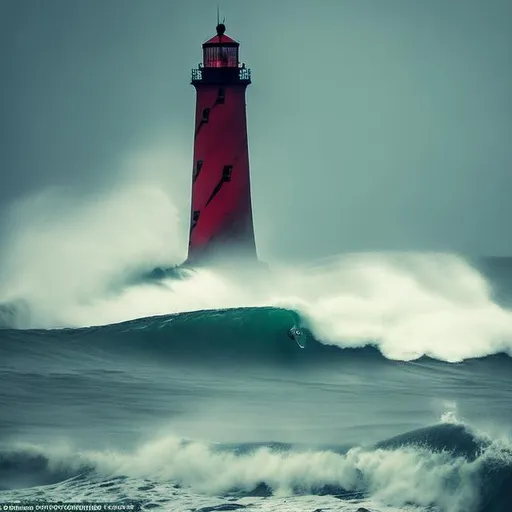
[1,419,511,512]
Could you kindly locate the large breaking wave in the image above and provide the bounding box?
[1,182,512,363]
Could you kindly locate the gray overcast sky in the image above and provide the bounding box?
[1,0,511,261]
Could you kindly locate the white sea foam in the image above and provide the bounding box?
[4,422,510,512]
[272,254,512,362]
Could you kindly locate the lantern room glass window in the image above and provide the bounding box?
[203,46,238,68]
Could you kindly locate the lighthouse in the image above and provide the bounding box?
[186,23,257,265]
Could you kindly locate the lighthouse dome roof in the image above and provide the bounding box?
[203,25,239,46]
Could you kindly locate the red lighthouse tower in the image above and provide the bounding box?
[186,24,257,265]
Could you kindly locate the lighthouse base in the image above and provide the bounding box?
[185,245,258,267]
[144,254,268,285]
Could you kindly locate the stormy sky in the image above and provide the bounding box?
[2,0,512,261]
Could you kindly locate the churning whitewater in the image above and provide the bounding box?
[1,186,512,512]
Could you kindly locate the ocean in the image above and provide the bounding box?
[1,252,511,512]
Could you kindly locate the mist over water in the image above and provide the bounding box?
[1,174,512,363]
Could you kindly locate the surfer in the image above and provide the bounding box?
[288,325,306,348]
